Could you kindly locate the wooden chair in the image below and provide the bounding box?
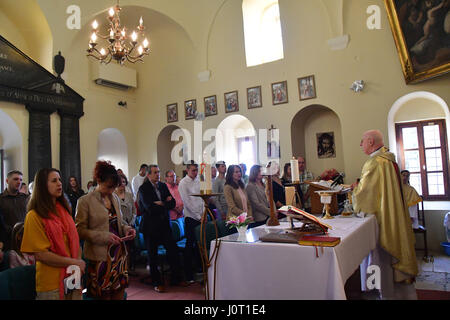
[413,197,431,262]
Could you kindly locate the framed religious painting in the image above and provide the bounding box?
[184,99,197,120]
[384,0,450,84]
[204,95,218,117]
[298,75,317,101]
[316,132,336,159]
[166,103,178,123]
[247,86,262,109]
[224,91,239,113]
[271,81,288,105]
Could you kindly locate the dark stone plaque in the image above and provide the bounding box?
[26,105,53,181]
[0,35,84,183]
[59,112,82,189]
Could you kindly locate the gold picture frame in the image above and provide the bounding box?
[271,81,288,105]
[184,99,197,120]
[224,91,239,113]
[167,103,178,123]
[384,0,450,84]
[298,75,316,101]
[204,95,218,117]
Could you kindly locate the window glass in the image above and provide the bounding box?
[242,0,284,67]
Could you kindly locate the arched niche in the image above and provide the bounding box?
[0,108,23,183]
[291,105,345,178]
[388,91,450,159]
[216,115,257,169]
[0,0,53,71]
[97,128,129,178]
[157,125,182,178]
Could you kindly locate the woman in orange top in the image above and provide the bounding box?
[21,168,85,300]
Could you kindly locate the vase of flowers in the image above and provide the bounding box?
[226,212,253,242]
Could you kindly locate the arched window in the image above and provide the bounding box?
[388,92,450,201]
[242,0,284,67]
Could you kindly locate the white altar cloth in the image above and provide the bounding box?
[208,215,378,300]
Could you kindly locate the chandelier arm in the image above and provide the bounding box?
[126,56,145,64]
[125,50,149,61]
[96,33,114,40]
[87,47,112,63]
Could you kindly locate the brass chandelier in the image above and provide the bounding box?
[87,1,150,65]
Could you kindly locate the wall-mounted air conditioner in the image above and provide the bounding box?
[91,63,137,90]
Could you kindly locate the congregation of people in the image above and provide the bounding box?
[0,153,323,299]
[0,130,422,299]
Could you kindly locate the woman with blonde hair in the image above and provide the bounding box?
[245,165,270,226]
[21,168,84,300]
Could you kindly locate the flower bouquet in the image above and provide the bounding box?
[226,212,253,229]
[226,212,253,241]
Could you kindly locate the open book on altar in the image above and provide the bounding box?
[257,206,341,247]
[278,205,333,232]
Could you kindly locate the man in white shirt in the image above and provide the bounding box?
[178,161,204,283]
[132,164,148,199]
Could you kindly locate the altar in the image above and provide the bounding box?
[207,215,378,300]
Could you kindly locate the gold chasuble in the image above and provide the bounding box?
[402,184,422,208]
[353,147,418,280]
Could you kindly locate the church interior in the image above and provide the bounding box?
[0,0,450,301]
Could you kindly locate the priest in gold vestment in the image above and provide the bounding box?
[352,130,418,299]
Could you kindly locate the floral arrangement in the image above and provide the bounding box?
[226,212,253,229]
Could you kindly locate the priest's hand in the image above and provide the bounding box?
[350,181,359,190]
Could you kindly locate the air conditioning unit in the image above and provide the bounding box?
[91,63,137,90]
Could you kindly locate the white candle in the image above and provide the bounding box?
[205,164,212,192]
[290,158,299,182]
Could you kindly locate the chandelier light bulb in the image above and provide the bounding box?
[90,32,97,43]
[109,8,115,17]
[110,29,114,38]
[92,20,98,30]
[131,31,138,43]
[121,29,126,37]
[100,48,106,56]
[138,46,143,55]
[139,17,144,27]
[143,38,149,48]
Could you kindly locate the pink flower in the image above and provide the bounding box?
[238,212,247,224]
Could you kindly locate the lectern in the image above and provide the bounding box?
[304,181,339,215]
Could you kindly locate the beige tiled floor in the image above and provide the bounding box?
[415,251,450,292]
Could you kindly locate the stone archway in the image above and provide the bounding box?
[387,91,450,159]
[216,115,257,168]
